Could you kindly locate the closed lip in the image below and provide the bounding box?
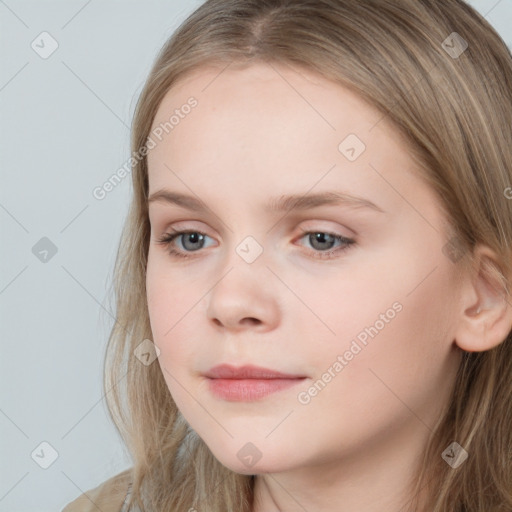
[203,364,305,379]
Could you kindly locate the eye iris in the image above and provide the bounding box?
[310,232,335,251]
[182,232,204,251]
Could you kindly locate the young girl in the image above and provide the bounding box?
[63,1,512,511]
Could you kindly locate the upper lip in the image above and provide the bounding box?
[204,364,305,379]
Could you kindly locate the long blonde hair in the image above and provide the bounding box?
[104,1,512,510]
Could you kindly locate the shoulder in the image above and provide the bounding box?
[61,469,133,512]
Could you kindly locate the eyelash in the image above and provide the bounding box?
[155,227,356,260]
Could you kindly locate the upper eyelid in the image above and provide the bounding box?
[155,217,354,234]
[158,225,352,239]
[163,227,354,245]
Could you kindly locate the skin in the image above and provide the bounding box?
[145,62,511,512]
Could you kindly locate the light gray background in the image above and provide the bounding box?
[0,1,510,510]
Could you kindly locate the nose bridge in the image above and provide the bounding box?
[217,203,270,267]
[214,231,269,292]
[205,231,280,331]
[234,233,266,266]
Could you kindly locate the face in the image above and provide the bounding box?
[145,62,463,475]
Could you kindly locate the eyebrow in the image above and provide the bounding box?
[147,189,385,213]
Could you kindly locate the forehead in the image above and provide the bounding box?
[151,62,390,135]
[146,62,426,216]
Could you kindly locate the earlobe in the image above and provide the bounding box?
[454,246,512,353]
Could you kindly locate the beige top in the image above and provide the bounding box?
[62,470,133,512]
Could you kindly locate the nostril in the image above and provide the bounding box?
[241,317,261,326]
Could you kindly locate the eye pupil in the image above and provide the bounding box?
[310,232,335,251]
[182,232,204,251]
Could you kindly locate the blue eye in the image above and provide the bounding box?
[297,229,355,258]
[155,230,213,259]
[155,228,355,260]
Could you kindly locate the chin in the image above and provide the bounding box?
[207,444,295,475]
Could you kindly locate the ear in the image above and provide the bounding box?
[454,245,512,353]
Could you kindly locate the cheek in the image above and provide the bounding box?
[146,256,200,370]
[306,242,460,402]
[317,269,458,422]
[291,292,456,459]
[146,250,194,331]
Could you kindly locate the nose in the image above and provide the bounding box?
[211,315,262,329]
[206,265,280,333]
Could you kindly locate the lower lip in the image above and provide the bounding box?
[207,378,305,401]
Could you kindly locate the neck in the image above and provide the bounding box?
[252,415,433,512]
